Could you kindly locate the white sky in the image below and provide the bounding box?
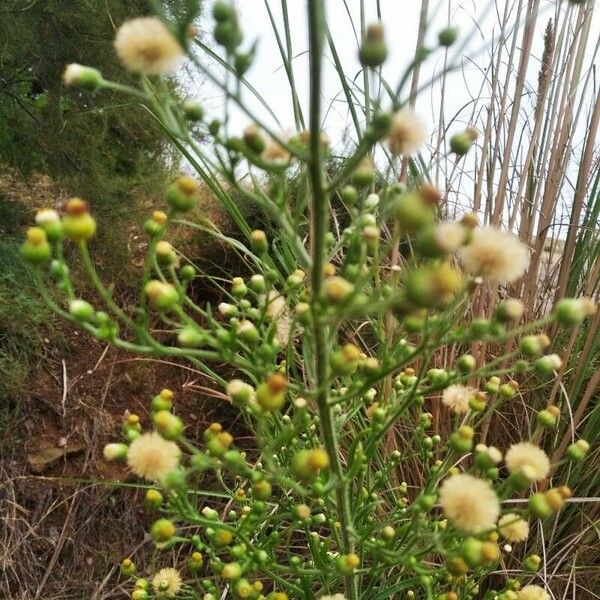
[187,0,599,229]
[196,0,598,148]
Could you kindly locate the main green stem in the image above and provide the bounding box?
[307,2,357,599]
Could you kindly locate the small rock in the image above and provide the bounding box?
[27,439,85,473]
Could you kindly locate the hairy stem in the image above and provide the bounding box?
[307,2,357,599]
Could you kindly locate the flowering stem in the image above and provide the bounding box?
[307,2,357,599]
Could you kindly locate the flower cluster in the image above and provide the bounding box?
[23,3,597,600]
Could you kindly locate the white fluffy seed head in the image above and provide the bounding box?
[433,221,468,253]
[517,585,550,600]
[114,17,184,75]
[439,473,500,533]
[387,108,427,156]
[459,227,530,284]
[126,432,180,481]
[498,513,530,542]
[505,442,550,482]
[152,567,182,597]
[442,384,475,414]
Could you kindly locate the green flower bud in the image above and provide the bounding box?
[566,439,589,461]
[188,551,204,572]
[153,410,184,440]
[484,376,500,394]
[457,354,476,372]
[523,554,541,571]
[206,431,234,457]
[150,518,176,543]
[495,298,524,322]
[231,276,248,298]
[155,240,177,266]
[449,425,474,453]
[234,50,254,76]
[324,275,355,304]
[336,553,360,575]
[292,448,329,481]
[427,368,448,385]
[341,185,358,204]
[132,589,148,600]
[69,299,95,321]
[180,264,196,281]
[446,555,470,576]
[528,493,553,518]
[474,444,502,470]
[370,112,393,137]
[554,298,585,326]
[63,63,103,90]
[228,128,249,150]
[178,326,205,348]
[252,479,272,500]
[237,320,259,344]
[450,132,473,155]
[534,354,562,375]
[218,302,239,318]
[144,489,163,510]
[213,1,236,21]
[62,198,96,242]
[143,210,167,237]
[125,428,140,442]
[514,359,529,373]
[221,561,243,581]
[352,157,375,187]
[166,176,199,212]
[123,413,141,436]
[330,343,362,376]
[359,23,387,67]
[248,274,266,294]
[103,442,128,461]
[226,379,254,407]
[393,192,435,233]
[151,388,174,412]
[438,26,458,47]
[287,269,306,288]
[144,280,179,311]
[486,467,499,479]
[214,19,242,52]
[417,494,437,511]
[21,227,51,264]
[470,318,490,338]
[256,373,287,411]
[50,260,69,279]
[405,263,462,308]
[182,99,204,121]
[537,406,559,428]
[460,537,483,567]
[519,335,545,357]
[250,229,268,255]
[235,578,253,598]
[213,528,234,546]
[499,382,518,399]
[35,208,63,242]
[243,125,266,154]
[162,467,187,490]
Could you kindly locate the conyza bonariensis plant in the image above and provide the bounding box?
[21,1,595,599]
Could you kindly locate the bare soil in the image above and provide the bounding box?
[1,323,242,599]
